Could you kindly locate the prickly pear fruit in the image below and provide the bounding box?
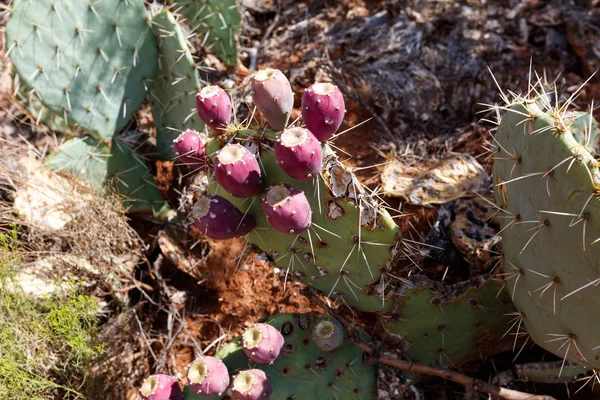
[192,195,256,240]
[242,323,285,364]
[301,82,345,142]
[261,184,312,235]
[187,356,230,396]
[214,144,263,198]
[140,374,182,400]
[275,127,323,181]
[173,130,206,167]
[231,369,273,400]
[251,68,294,131]
[312,315,345,352]
[196,86,232,134]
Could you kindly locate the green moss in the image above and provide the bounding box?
[0,225,103,399]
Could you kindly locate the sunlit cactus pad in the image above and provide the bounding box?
[150,9,205,159]
[174,0,242,66]
[205,129,401,313]
[6,0,158,140]
[184,312,376,400]
[493,89,600,368]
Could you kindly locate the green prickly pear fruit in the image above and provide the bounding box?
[492,85,600,368]
[140,374,182,400]
[242,323,285,365]
[251,69,294,131]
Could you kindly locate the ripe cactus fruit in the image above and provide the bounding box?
[173,130,207,167]
[312,315,345,352]
[196,85,232,134]
[261,184,312,235]
[301,83,345,142]
[231,369,272,400]
[214,144,263,198]
[150,10,205,160]
[493,85,600,368]
[187,356,230,396]
[192,195,256,240]
[251,68,294,131]
[6,0,158,140]
[140,374,182,400]
[242,323,285,364]
[275,127,323,181]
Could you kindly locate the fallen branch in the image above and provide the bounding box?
[299,287,555,400]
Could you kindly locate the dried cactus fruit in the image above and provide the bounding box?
[187,356,230,396]
[301,82,345,142]
[150,9,205,159]
[251,69,294,131]
[312,315,345,352]
[140,374,182,400]
[6,0,158,140]
[492,84,600,369]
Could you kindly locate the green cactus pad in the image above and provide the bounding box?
[205,129,401,313]
[150,10,205,160]
[184,312,376,400]
[567,111,600,155]
[45,135,174,219]
[381,276,515,366]
[6,0,158,140]
[493,98,600,368]
[14,77,71,133]
[174,0,242,66]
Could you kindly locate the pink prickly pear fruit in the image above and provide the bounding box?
[214,144,263,198]
[196,85,232,133]
[301,82,345,142]
[186,356,230,396]
[275,127,323,181]
[312,316,345,352]
[242,323,285,364]
[231,369,272,400]
[140,374,182,400]
[261,184,311,235]
[192,195,256,240]
[251,68,294,131]
[172,129,206,167]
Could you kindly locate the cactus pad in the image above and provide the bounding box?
[45,135,174,219]
[174,0,242,66]
[150,10,205,159]
[205,129,400,313]
[6,0,158,140]
[381,276,515,366]
[493,95,600,368]
[183,312,376,400]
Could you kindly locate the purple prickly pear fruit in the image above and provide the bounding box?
[231,369,272,400]
[312,316,345,351]
[275,127,323,181]
[172,129,206,167]
[196,85,232,133]
[214,144,263,198]
[192,195,256,240]
[186,356,230,396]
[242,323,285,364]
[140,374,182,400]
[261,184,312,235]
[301,82,345,142]
[251,68,294,131]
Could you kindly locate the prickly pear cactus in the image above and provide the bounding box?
[173,0,242,66]
[493,91,600,368]
[45,135,174,219]
[183,312,376,400]
[150,9,205,159]
[13,77,71,133]
[205,130,401,313]
[381,275,515,366]
[6,0,158,140]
